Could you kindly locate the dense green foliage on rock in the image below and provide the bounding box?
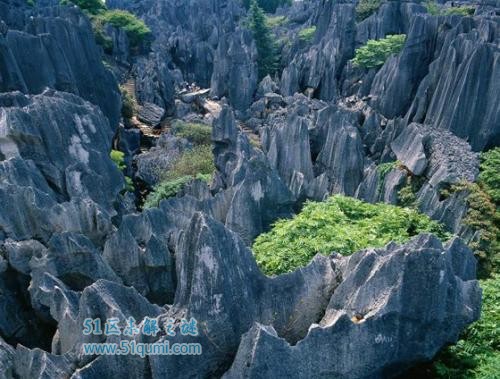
[144,145,214,208]
[265,15,288,28]
[252,195,449,275]
[298,26,316,42]
[432,275,500,378]
[63,0,105,14]
[171,121,212,146]
[110,149,134,192]
[424,1,475,16]
[443,6,475,16]
[355,0,382,22]
[120,87,135,119]
[464,148,500,276]
[97,10,151,48]
[479,148,500,204]
[352,34,406,69]
[143,173,211,208]
[248,0,278,79]
[243,0,291,14]
[63,0,150,50]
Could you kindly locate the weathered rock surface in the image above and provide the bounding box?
[224,235,481,379]
[0,0,494,378]
[210,29,258,114]
[0,3,121,126]
[135,133,191,186]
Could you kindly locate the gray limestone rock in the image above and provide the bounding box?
[224,235,481,379]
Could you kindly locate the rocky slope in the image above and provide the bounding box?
[0,0,497,377]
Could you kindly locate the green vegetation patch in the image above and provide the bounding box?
[120,87,136,119]
[424,1,475,16]
[424,0,441,15]
[97,10,151,48]
[252,195,449,275]
[432,274,500,379]
[355,0,382,22]
[62,0,150,50]
[62,0,106,14]
[110,149,126,170]
[478,148,500,204]
[440,148,500,277]
[144,145,214,208]
[143,173,211,209]
[110,149,134,192]
[298,26,316,42]
[353,34,406,69]
[265,15,288,28]
[443,6,475,16]
[249,0,279,79]
[171,121,212,146]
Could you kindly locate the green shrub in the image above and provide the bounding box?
[352,34,406,69]
[144,144,214,208]
[143,174,211,208]
[424,0,441,15]
[171,121,212,146]
[432,275,500,379]
[27,0,35,6]
[443,6,475,16]
[98,10,151,48]
[110,149,126,171]
[298,26,316,42]
[424,2,475,16]
[398,182,418,208]
[479,148,500,204]
[376,160,402,190]
[120,87,135,119]
[248,0,279,79]
[110,149,134,192]
[444,148,500,277]
[355,0,382,22]
[252,195,450,275]
[92,17,113,53]
[161,145,215,182]
[265,15,287,28]
[62,0,105,14]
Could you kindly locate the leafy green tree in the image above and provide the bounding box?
[355,0,382,22]
[248,0,278,79]
[62,0,106,14]
[99,10,151,48]
[352,34,406,69]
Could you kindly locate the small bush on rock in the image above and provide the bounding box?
[355,0,382,22]
[444,6,475,16]
[98,10,151,48]
[252,195,449,275]
[110,149,126,171]
[171,121,212,146]
[143,174,211,208]
[62,0,105,14]
[120,87,136,119]
[110,149,134,192]
[298,26,316,42]
[265,15,287,28]
[144,145,215,208]
[352,34,406,69]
